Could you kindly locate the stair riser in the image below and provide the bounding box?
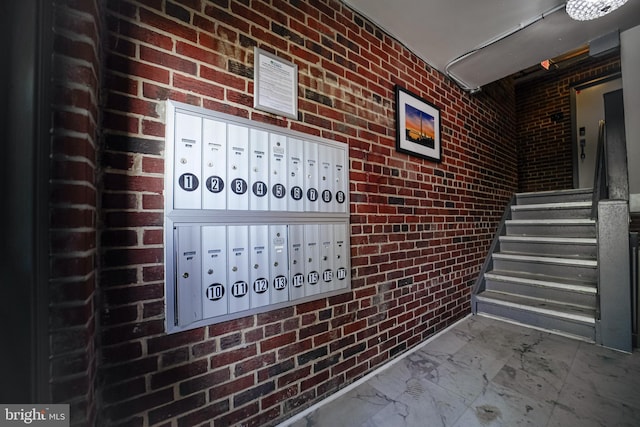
[499,241,597,259]
[506,223,596,238]
[511,208,591,220]
[485,278,597,308]
[474,300,596,341]
[492,259,597,281]
[516,191,592,205]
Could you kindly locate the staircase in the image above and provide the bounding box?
[473,188,598,341]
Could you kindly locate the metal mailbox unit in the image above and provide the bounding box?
[164,101,351,333]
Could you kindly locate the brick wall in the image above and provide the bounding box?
[83,0,519,425]
[49,0,102,425]
[516,51,621,193]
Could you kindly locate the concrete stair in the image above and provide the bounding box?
[474,188,598,341]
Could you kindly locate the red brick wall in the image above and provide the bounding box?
[49,0,101,425]
[88,0,517,425]
[516,51,621,192]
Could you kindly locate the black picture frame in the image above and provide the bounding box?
[395,85,441,162]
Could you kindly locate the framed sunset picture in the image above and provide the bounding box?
[395,85,441,162]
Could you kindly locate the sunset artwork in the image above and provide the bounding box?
[405,104,435,149]
[395,85,441,162]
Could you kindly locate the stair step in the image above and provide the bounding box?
[499,236,597,258]
[516,188,593,205]
[492,253,597,281]
[485,271,597,308]
[492,253,597,267]
[511,201,592,220]
[476,290,596,322]
[506,218,596,237]
[485,271,597,294]
[474,290,596,340]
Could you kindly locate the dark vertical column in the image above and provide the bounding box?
[0,0,52,404]
[604,89,629,201]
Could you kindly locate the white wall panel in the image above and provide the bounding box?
[249,129,269,211]
[202,226,228,317]
[174,112,202,209]
[287,138,305,212]
[270,225,289,304]
[202,119,227,210]
[227,124,249,211]
[175,225,203,326]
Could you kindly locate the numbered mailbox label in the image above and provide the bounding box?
[323,269,333,283]
[307,188,318,203]
[231,281,249,298]
[206,283,225,301]
[231,178,248,195]
[307,271,320,285]
[321,189,332,204]
[273,275,287,290]
[337,267,347,280]
[253,278,269,294]
[272,183,286,199]
[179,173,199,192]
[336,191,346,204]
[252,181,268,198]
[290,186,303,202]
[292,273,304,288]
[206,176,224,194]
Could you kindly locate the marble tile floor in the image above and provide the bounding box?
[279,314,640,427]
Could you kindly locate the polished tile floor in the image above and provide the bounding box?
[280,315,640,427]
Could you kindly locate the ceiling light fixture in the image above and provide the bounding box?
[566,0,629,21]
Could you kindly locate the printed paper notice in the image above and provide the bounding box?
[254,48,298,119]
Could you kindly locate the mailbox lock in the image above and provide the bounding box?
[274,262,279,267]
[232,266,238,272]
[207,269,213,275]
[180,158,187,164]
[254,264,259,269]
[207,162,213,167]
[308,257,312,262]
[293,260,297,265]
[323,256,327,261]
[182,272,189,278]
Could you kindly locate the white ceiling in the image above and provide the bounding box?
[342,0,640,91]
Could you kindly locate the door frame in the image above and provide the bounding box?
[570,72,622,189]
